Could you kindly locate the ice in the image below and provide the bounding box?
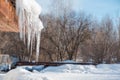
[16,0,43,61]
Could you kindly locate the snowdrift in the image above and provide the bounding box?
[3,68,51,80]
[3,64,120,80]
[41,64,120,74]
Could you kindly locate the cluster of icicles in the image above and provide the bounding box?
[16,0,44,61]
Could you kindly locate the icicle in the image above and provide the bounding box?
[36,31,41,61]
[16,0,44,62]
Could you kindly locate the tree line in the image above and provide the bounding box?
[0,0,120,64]
[39,12,120,64]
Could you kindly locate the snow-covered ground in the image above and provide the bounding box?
[0,74,4,80]
[0,64,120,80]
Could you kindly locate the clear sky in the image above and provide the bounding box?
[37,0,120,20]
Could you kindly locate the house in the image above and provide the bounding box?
[0,54,11,64]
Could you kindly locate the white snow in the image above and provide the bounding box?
[41,64,96,73]
[0,64,120,80]
[3,68,51,80]
[3,68,31,80]
[17,65,44,71]
[0,74,4,80]
[16,0,44,61]
[41,64,120,74]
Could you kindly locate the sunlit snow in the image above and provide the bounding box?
[16,0,43,61]
[1,64,120,80]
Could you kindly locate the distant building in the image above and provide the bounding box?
[0,54,12,65]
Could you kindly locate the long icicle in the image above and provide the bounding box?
[16,0,43,62]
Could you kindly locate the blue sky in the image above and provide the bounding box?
[37,0,120,20]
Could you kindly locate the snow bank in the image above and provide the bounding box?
[17,65,44,71]
[93,64,120,74]
[0,74,5,80]
[2,64,120,80]
[3,68,51,80]
[3,68,31,80]
[41,64,120,74]
[41,64,96,73]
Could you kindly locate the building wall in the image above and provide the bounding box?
[0,0,16,22]
[0,0,18,32]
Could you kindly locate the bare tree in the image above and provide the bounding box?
[81,17,118,64]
